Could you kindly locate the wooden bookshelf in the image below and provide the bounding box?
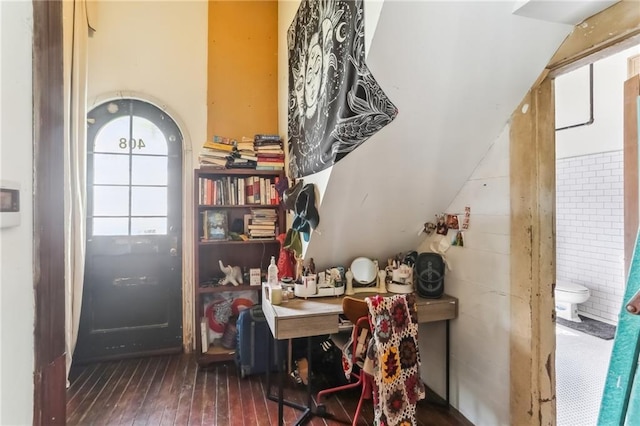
[193,167,285,366]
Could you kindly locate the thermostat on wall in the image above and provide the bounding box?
[0,180,21,228]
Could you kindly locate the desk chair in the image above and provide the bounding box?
[316,296,372,426]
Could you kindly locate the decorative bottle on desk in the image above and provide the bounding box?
[267,256,279,287]
[267,256,282,304]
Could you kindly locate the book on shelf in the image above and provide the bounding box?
[199,156,228,168]
[256,152,284,161]
[256,165,284,171]
[254,134,281,142]
[256,156,285,163]
[212,135,237,145]
[254,143,283,150]
[203,141,236,152]
[237,152,258,161]
[200,317,209,352]
[247,223,276,230]
[237,138,255,152]
[227,159,257,169]
[255,146,284,153]
[243,213,252,233]
[201,147,233,158]
[257,161,285,168]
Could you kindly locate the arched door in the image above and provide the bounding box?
[75,99,183,362]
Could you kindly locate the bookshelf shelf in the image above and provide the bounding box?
[198,239,279,246]
[193,167,286,366]
[198,204,281,210]
[198,283,262,295]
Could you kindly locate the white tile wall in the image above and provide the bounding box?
[556,150,624,323]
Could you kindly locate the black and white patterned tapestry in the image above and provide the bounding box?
[287,0,398,178]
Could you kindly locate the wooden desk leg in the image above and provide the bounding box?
[307,337,313,409]
[288,339,292,374]
[446,319,450,406]
[276,340,284,426]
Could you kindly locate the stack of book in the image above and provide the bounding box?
[254,134,285,171]
[237,137,258,160]
[199,136,236,168]
[227,136,257,169]
[245,208,278,240]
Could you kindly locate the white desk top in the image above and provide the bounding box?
[262,290,458,340]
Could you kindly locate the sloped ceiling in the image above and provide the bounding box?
[300,1,609,269]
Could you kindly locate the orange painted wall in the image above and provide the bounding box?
[207,1,279,141]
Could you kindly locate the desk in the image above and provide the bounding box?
[262,292,458,426]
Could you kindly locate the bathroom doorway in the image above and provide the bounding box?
[554,44,640,425]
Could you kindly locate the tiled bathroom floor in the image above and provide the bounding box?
[556,323,614,426]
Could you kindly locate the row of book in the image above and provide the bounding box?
[198,175,281,206]
[198,134,285,170]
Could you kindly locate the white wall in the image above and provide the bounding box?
[285,0,571,268]
[0,1,35,424]
[87,0,207,163]
[556,45,640,159]
[417,126,511,426]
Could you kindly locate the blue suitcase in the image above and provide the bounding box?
[235,305,285,378]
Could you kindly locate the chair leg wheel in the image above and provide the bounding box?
[316,404,326,415]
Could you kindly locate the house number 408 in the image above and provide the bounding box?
[119,138,146,150]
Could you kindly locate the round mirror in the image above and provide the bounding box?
[350,257,377,284]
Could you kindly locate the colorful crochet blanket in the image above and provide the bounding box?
[365,293,425,425]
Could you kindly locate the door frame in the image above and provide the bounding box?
[509,2,640,425]
[33,1,65,424]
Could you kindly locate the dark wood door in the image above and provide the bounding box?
[75,99,183,363]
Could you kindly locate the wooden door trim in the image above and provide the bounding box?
[32,0,66,424]
[510,2,640,425]
[510,80,557,426]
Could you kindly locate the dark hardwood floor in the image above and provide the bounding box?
[67,353,472,425]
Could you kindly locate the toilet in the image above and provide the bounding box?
[555,280,591,322]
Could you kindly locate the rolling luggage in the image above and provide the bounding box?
[235,305,284,378]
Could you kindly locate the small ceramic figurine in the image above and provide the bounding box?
[308,258,316,275]
[218,260,243,286]
[295,254,305,282]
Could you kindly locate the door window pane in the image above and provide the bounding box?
[131,217,167,235]
[94,153,130,185]
[93,116,130,154]
[94,186,130,216]
[131,187,167,216]
[132,117,168,155]
[93,218,129,236]
[132,155,168,186]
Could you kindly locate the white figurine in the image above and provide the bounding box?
[219,260,243,286]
